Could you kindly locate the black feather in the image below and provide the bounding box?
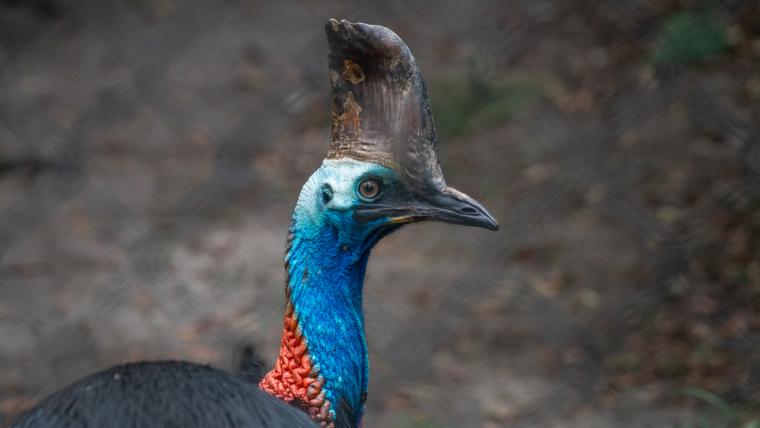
[236,344,267,384]
[11,361,318,428]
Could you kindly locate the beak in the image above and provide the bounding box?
[355,186,499,231]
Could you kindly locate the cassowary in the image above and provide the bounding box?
[12,19,498,428]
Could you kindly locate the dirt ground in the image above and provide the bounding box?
[1,1,759,427]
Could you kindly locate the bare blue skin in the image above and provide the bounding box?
[285,159,402,425]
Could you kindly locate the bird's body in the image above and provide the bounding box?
[12,361,317,428]
[12,20,498,428]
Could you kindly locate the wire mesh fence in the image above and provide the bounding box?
[0,0,758,427]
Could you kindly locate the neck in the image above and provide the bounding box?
[260,218,370,428]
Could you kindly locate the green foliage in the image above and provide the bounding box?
[653,11,730,65]
[606,351,642,372]
[429,71,544,138]
[678,387,760,428]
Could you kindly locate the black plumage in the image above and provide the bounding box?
[236,344,267,384]
[11,361,318,428]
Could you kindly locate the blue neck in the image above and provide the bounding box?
[285,218,371,424]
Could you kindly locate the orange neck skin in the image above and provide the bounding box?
[259,302,334,427]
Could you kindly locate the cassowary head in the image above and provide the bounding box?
[293,19,498,255]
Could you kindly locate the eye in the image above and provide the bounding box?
[358,178,382,200]
[321,184,333,204]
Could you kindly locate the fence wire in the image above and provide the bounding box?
[0,0,758,427]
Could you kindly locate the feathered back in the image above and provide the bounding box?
[12,362,318,428]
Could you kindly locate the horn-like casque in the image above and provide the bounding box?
[325,19,445,194]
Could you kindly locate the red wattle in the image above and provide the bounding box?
[260,302,335,427]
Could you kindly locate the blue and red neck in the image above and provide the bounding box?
[260,161,393,427]
[260,223,371,427]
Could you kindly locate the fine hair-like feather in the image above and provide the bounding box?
[12,361,318,428]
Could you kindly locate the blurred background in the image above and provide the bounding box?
[1,0,759,427]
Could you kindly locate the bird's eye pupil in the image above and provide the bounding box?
[359,179,381,199]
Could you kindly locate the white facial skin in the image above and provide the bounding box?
[292,159,400,239]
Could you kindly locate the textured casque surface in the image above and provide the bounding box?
[325,19,445,195]
[11,361,318,428]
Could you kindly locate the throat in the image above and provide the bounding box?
[260,223,371,428]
